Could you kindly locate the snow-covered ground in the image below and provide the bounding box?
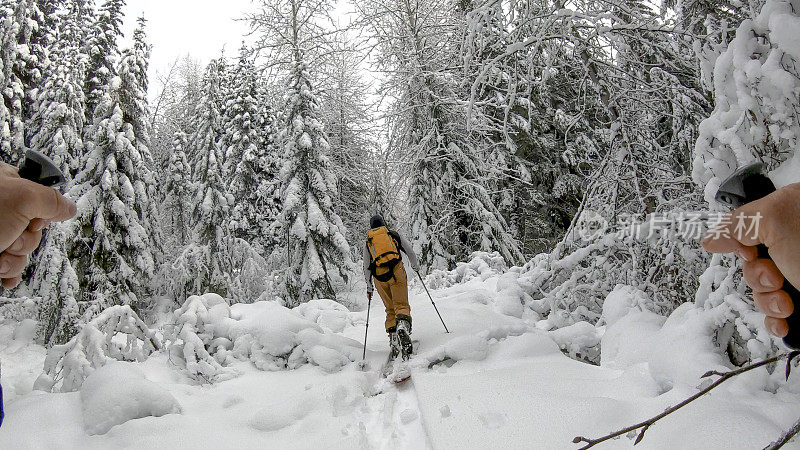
[2,272,800,449]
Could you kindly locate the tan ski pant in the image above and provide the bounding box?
[374,261,411,331]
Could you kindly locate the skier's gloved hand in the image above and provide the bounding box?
[702,182,800,338]
[0,162,76,289]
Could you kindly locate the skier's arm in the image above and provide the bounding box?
[397,233,420,273]
[363,244,373,293]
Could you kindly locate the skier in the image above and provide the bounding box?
[363,215,420,360]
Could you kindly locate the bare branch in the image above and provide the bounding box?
[573,354,789,449]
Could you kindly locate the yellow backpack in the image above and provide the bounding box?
[367,226,402,282]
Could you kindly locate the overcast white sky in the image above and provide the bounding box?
[121,0,256,93]
[120,1,356,95]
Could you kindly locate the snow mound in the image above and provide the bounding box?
[287,298,353,333]
[549,321,601,362]
[600,285,652,326]
[80,362,181,435]
[13,319,38,342]
[601,310,666,369]
[248,395,315,431]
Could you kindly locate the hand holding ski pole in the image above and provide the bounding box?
[703,182,800,340]
[0,154,74,289]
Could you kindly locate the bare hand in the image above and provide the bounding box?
[0,162,76,288]
[702,183,800,337]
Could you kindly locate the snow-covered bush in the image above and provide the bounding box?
[165,294,363,381]
[424,252,508,290]
[35,305,162,392]
[165,293,238,383]
[516,218,709,330]
[229,301,362,372]
[0,295,38,324]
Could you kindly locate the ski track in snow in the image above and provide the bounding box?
[358,377,432,450]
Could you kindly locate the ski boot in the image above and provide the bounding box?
[395,315,413,360]
[388,327,400,361]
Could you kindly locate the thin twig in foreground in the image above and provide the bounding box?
[572,354,788,449]
[764,416,800,450]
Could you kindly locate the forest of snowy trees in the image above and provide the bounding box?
[0,0,796,366]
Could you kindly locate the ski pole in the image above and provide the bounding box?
[417,271,449,333]
[362,291,372,361]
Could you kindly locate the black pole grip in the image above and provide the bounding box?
[740,174,800,349]
[17,149,65,188]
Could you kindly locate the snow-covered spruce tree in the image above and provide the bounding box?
[248,0,353,304]
[68,76,157,318]
[117,14,163,275]
[0,1,28,164]
[163,131,192,247]
[0,6,18,163]
[118,15,151,160]
[28,0,88,176]
[277,56,352,304]
[83,0,123,125]
[356,0,522,271]
[30,221,81,345]
[13,0,57,141]
[255,79,282,242]
[224,44,280,252]
[172,59,233,299]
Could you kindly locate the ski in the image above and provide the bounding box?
[381,339,419,383]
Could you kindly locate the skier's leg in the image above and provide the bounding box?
[390,263,413,357]
[375,277,395,332]
[391,263,411,321]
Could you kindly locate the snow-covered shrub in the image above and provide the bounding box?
[424,252,508,290]
[0,295,38,324]
[548,321,602,364]
[165,294,363,381]
[599,285,656,327]
[81,362,181,435]
[692,0,800,203]
[35,305,162,392]
[516,218,709,330]
[165,293,238,383]
[228,301,361,373]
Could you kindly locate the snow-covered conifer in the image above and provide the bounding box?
[30,221,82,346]
[175,59,233,298]
[163,131,192,247]
[69,75,157,316]
[225,44,280,252]
[277,56,352,304]
[83,0,123,124]
[28,0,88,175]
